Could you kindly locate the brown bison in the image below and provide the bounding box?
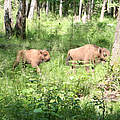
[13,49,50,73]
[66,44,110,71]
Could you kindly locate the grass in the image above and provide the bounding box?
[0,9,120,120]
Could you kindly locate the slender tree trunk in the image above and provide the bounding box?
[82,4,87,24]
[64,0,68,16]
[100,0,107,21]
[4,0,13,36]
[79,0,82,21]
[91,0,94,16]
[14,0,26,39]
[41,2,46,12]
[26,0,28,15]
[28,0,36,19]
[36,0,40,18]
[107,0,110,13]
[111,8,120,65]
[26,0,31,17]
[87,0,91,20]
[4,0,12,18]
[111,0,114,17]
[73,0,76,16]
[59,0,62,17]
[46,1,49,16]
[82,11,87,24]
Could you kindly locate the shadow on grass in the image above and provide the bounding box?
[0,95,120,120]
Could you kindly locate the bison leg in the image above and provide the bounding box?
[31,63,41,74]
[36,66,41,74]
[13,51,23,69]
[66,55,72,66]
[13,61,19,69]
[85,66,90,72]
[85,64,94,72]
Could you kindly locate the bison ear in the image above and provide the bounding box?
[98,48,102,54]
[39,50,43,54]
[42,50,48,56]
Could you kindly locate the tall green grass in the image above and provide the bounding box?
[0,11,120,120]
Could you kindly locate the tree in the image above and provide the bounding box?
[100,0,107,21]
[73,0,77,17]
[15,0,26,39]
[4,0,13,37]
[87,0,91,20]
[111,8,120,65]
[36,0,40,18]
[46,1,49,16]
[59,0,62,17]
[79,0,82,21]
[28,0,36,19]
[91,0,94,15]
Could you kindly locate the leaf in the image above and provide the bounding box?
[34,108,43,113]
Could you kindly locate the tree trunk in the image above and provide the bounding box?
[100,0,107,21]
[73,0,76,16]
[46,1,49,16]
[78,0,82,21]
[82,11,87,24]
[26,0,31,17]
[110,8,120,65]
[87,0,91,20]
[28,0,36,19]
[91,0,94,15]
[59,0,62,17]
[107,0,110,13]
[110,0,114,17]
[64,0,68,16]
[82,4,87,24]
[4,0,13,36]
[14,0,26,39]
[36,0,40,18]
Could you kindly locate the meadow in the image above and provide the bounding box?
[0,8,120,120]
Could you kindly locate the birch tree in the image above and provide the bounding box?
[46,1,49,16]
[59,0,62,17]
[79,0,82,21]
[91,0,94,15]
[28,0,36,19]
[100,0,107,21]
[14,0,26,39]
[87,0,91,20]
[111,8,120,65]
[4,0,13,36]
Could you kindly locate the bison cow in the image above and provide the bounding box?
[66,44,110,72]
[13,49,50,73]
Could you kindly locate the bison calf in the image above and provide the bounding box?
[66,44,110,72]
[13,49,50,73]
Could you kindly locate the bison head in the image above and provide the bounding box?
[100,48,110,61]
[39,50,50,62]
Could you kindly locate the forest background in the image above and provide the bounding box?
[0,0,120,120]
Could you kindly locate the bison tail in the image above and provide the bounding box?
[66,53,72,66]
[13,51,23,69]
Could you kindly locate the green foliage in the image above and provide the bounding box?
[0,10,120,120]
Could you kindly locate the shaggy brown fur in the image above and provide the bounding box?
[66,44,110,71]
[13,49,50,73]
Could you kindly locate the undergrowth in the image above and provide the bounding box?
[0,11,120,120]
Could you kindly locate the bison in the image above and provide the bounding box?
[13,49,50,73]
[66,44,110,71]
